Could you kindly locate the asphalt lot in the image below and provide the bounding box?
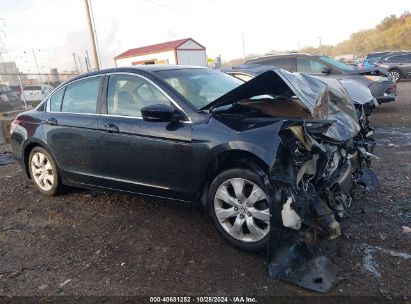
[0,82,410,300]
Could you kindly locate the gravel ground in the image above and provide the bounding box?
[0,82,410,301]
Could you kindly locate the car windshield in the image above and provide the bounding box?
[155,68,243,110]
[319,56,356,70]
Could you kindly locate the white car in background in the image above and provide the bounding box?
[23,84,53,102]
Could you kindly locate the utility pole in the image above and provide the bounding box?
[318,36,322,54]
[17,73,27,109]
[85,50,91,72]
[0,30,8,78]
[77,54,83,72]
[31,48,42,83]
[242,33,246,62]
[72,52,79,72]
[84,0,100,70]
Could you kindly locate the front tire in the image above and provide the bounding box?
[28,146,61,196]
[208,168,270,252]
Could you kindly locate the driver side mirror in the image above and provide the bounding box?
[321,66,332,74]
[141,104,183,122]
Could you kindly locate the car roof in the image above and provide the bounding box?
[248,53,311,60]
[367,51,392,57]
[129,64,207,72]
[66,65,207,83]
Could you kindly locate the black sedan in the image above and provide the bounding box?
[11,65,368,254]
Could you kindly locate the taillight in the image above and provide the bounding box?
[10,119,20,135]
[386,83,397,94]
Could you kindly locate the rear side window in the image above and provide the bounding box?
[384,55,410,62]
[61,76,102,114]
[402,54,411,62]
[251,57,293,71]
[49,87,65,112]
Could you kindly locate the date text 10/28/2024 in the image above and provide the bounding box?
[150,297,257,303]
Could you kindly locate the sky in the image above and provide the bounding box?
[0,0,409,74]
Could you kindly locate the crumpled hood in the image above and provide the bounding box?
[209,69,360,141]
[202,69,328,116]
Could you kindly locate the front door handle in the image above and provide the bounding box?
[45,118,58,125]
[103,123,119,133]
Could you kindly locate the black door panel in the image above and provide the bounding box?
[42,75,103,182]
[97,115,194,200]
[43,113,100,179]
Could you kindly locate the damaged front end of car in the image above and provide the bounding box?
[205,69,380,292]
[337,78,380,192]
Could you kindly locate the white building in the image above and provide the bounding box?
[114,38,207,67]
[0,62,27,85]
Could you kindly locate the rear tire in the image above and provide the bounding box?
[389,69,401,81]
[208,168,271,252]
[28,146,61,196]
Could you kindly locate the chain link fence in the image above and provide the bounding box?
[0,72,79,113]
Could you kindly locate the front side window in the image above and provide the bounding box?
[264,58,293,71]
[107,75,171,117]
[297,58,327,73]
[60,76,102,114]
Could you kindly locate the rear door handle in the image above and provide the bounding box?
[103,123,119,133]
[45,118,58,125]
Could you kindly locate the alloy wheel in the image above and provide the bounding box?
[389,71,400,81]
[31,152,54,191]
[214,178,270,242]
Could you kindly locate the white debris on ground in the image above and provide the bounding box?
[362,244,411,278]
[363,248,382,278]
[59,279,72,287]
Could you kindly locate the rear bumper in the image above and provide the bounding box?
[369,81,397,103]
[376,94,396,103]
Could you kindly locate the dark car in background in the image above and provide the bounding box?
[361,51,393,69]
[375,52,411,81]
[244,53,397,103]
[0,84,25,113]
[9,85,23,99]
